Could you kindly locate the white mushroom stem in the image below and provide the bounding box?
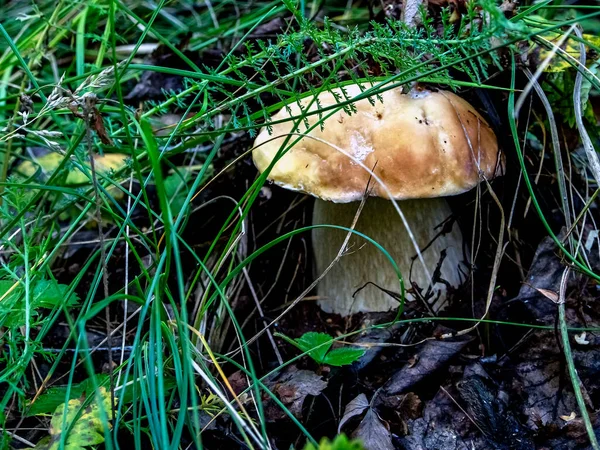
[311,197,467,316]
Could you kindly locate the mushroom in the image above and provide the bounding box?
[252,84,503,316]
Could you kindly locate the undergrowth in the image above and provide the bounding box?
[0,0,599,448]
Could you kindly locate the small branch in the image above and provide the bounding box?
[82,94,114,412]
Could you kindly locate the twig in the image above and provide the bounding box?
[82,94,114,413]
[242,267,283,365]
[117,171,134,389]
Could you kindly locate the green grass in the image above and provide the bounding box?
[0,0,599,449]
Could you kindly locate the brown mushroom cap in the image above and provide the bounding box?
[253,85,502,203]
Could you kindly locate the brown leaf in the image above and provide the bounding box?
[90,108,113,145]
[265,367,327,420]
[383,336,471,395]
[227,370,248,395]
[533,287,559,303]
[339,393,369,433]
[398,392,423,420]
[352,409,394,450]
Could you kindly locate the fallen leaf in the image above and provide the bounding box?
[560,412,577,422]
[574,332,590,345]
[535,32,600,73]
[399,388,474,450]
[227,370,248,395]
[407,355,418,368]
[352,409,394,450]
[513,232,570,319]
[34,387,114,450]
[533,287,559,303]
[456,376,533,448]
[90,107,113,145]
[383,336,471,395]
[398,392,422,420]
[16,153,128,186]
[265,367,327,420]
[339,393,369,433]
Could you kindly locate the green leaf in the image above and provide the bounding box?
[27,374,177,416]
[163,167,192,215]
[15,153,128,186]
[27,376,108,417]
[32,279,79,308]
[34,387,114,450]
[323,347,365,367]
[277,332,363,367]
[0,278,78,328]
[293,332,333,364]
[0,280,21,310]
[303,434,364,450]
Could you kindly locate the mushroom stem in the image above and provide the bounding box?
[311,197,466,316]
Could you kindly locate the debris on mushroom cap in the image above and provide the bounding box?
[252,84,503,203]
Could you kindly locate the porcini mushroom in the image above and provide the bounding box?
[253,84,502,316]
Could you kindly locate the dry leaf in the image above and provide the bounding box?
[560,412,577,422]
[383,336,471,395]
[264,367,327,420]
[574,332,590,345]
[352,409,394,450]
[339,393,369,433]
[533,287,559,303]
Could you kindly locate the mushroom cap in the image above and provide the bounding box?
[252,85,503,203]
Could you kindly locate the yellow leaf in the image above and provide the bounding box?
[16,153,128,186]
[536,33,600,73]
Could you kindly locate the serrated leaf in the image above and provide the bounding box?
[293,332,333,364]
[277,332,364,367]
[324,347,365,367]
[303,434,365,450]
